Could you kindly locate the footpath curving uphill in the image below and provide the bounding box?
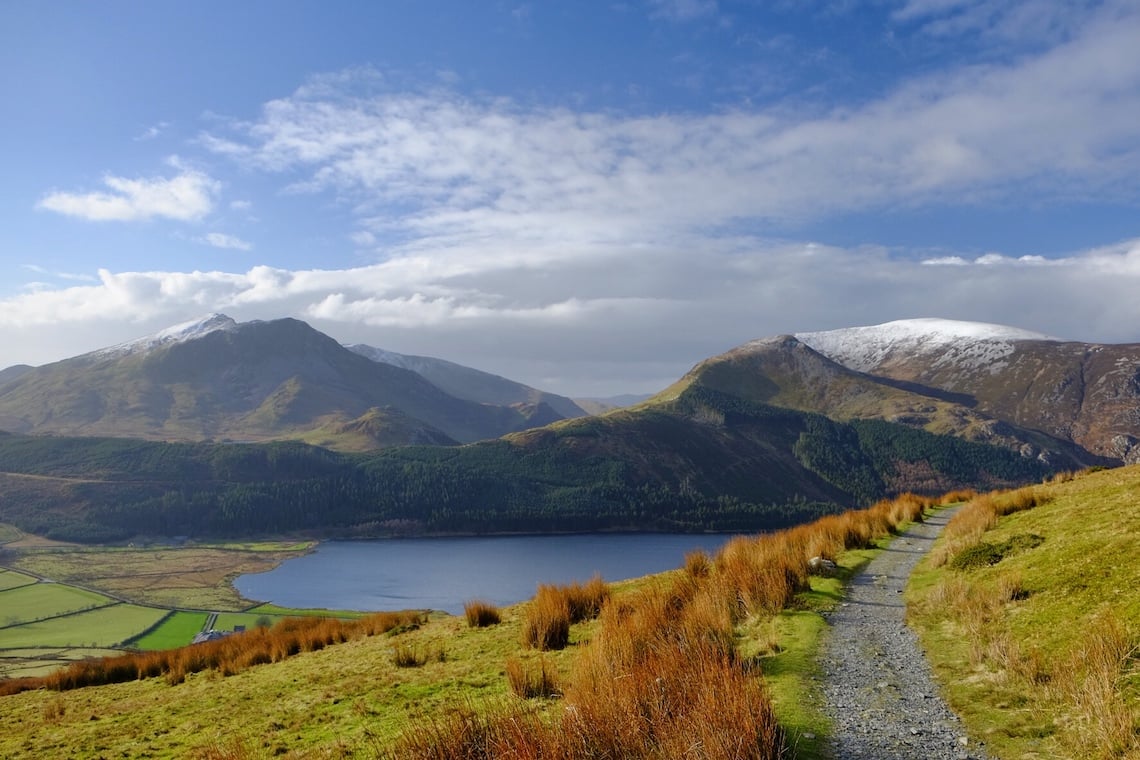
[819,508,991,760]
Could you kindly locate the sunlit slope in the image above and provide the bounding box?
[656,334,1098,469]
[0,317,561,449]
[0,383,1055,542]
[907,465,1140,759]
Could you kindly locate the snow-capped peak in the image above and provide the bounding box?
[92,313,238,359]
[795,318,1058,374]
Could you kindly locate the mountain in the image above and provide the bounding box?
[0,364,33,389]
[0,315,571,449]
[797,319,1140,464]
[346,344,587,419]
[656,332,1098,469]
[0,384,1053,542]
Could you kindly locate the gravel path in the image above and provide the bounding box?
[818,508,990,760]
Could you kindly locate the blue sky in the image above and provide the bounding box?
[2,0,1139,395]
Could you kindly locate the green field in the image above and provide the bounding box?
[0,603,168,648]
[0,569,37,592]
[0,582,111,626]
[0,523,21,544]
[130,611,209,651]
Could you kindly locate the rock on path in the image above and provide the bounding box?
[819,508,990,760]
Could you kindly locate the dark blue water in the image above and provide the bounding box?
[234,534,738,615]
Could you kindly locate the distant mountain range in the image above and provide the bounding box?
[0,315,583,449]
[0,315,1136,541]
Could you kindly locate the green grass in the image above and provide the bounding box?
[756,544,883,759]
[0,523,22,544]
[907,467,1140,759]
[130,611,210,651]
[0,603,167,648]
[0,569,37,592]
[0,583,112,626]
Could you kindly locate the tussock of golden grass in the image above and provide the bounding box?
[521,584,572,651]
[684,548,712,578]
[382,703,547,760]
[0,611,424,696]
[391,491,945,758]
[391,641,446,668]
[1050,612,1139,760]
[563,575,610,623]
[462,599,501,628]
[929,486,1051,568]
[506,656,561,699]
[521,578,610,651]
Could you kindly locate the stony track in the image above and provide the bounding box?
[818,508,991,760]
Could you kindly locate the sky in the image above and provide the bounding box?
[2,0,1140,397]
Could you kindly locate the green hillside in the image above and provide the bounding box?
[907,466,1140,759]
[0,385,1053,543]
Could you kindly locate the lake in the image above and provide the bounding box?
[234,533,740,615]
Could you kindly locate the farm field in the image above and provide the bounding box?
[128,611,208,651]
[0,583,112,627]
[0,603,168,649]
[5,543,311,611]
[0,569,36,591]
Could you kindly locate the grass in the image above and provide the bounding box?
[5,544,310,610]
[0,569,37,592]
[0,583,112,627]
[463,599,501,628]
[130,611,210,651]
[0,489,1009,759]
[907,466,1140,759]
[0,604,168,649]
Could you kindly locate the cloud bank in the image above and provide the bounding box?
[10,1,1140,395]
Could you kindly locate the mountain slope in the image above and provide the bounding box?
[797,319,1140,463]
[347,344,587,419]
[656,334,1097,469]
[0,364,34,389]
[0,316,562,448]
[0,384,1055,543]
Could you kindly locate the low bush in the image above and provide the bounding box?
[462,600,501,628]
[505,657,560,699]
[0,610,425,696]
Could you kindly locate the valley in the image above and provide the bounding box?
[1,316,1138,758]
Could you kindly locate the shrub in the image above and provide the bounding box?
[521,585,571,651]
[505,657,561,699]
[391,642,446,668]
[463,599,501,628]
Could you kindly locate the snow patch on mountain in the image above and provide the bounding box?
[93,313,238,359]
[795,318,1058,373]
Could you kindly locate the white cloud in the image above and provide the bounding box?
[1,237,1139,395]
[201,2,1140,259]
[198,232,253,251]
[37,167,219,222]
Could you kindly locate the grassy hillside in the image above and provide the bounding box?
[0,386,1053,542]
[0,492,938,759]
[907,466,1140,759]
[0,318,559,449]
